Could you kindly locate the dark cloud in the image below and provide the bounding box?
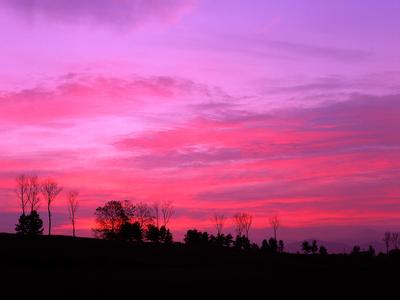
[1,0,193,29]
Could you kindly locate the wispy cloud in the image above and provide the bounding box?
[0,0,195,30]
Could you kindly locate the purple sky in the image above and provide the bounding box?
[0,0,400,248]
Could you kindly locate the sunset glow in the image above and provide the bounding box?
[1,0,400,245]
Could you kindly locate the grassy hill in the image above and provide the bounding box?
[0,233,399,298]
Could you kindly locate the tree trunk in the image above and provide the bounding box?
[21,194,25,215]
[72,218,75,237]
[274,228,277,241]
[48,203,51,236]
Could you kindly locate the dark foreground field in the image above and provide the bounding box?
[0,233,399,298]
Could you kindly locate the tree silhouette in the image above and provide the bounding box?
[145,224,173,243]
[161,201,174,227]
[94,200,135,240]
[67,191,79,237]
[16,174,29,215]
[184,229,209,246]
[146,224,161,243]
[27,175,40,213]
[367,245,376,256]
[233,213,252,238]
[41,178,62,235]
[302,241,311,254]
[278,240,284,253]
[311,240,318,254]
[383,232,391,254]
[391,232,399,250]
[213,213,226,236]
[269,215,280,241]
[269,238,278,253]
[351,246,361,255]
[134,202,154,228]
[234,235,251,250]
[119,221,143,242]
[160,226,173,244]
[319,245,328,255]
[15,211,44,235]
[223,234,234,248]
[152,202,160,229]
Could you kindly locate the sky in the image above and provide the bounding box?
[1,0,400,247]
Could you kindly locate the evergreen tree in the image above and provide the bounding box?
[15,211,44,235]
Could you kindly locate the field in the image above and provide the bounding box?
[0,233,399,298]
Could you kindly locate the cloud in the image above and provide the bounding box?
[0,74,209,125]
[0,0,194,29]
[208,33,371,63]
[113,92,400,222]
[268,40,371,61]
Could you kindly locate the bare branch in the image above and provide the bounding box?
[161,201,174,227]
[134,202,154,228]
[15,174,29,215]
[152,202,160,229]
[41,178,63,235]
[27,176,40,213]
[213,213,226,235]
[67,191,79,237]
[233,212,252,238]
[269,215,280,240]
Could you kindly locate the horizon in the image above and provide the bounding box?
[1,0,400,249]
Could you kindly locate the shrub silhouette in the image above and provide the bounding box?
[234,235,251,250]
[302,241,311,254]
[261,238,283,254]
[311,240,318,254]
[93,200,135,240]
[184,229,209,246]
[119,221,143,242]
[209,233,234,248]
[145,225,173,243]
[15,211,44,235]
[351,246,361,255]
[319,245,328,255]
[278,240,284,253]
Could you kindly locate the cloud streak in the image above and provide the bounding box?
[0,0,194,29]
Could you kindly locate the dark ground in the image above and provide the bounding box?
[0,233,398,298]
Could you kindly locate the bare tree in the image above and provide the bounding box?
[134,202,154,228]
[27,176,40,213]
[383,232,392,254]
[152,202,160,229]
[41,178,63,235]
[161,201,174,227]
[233,212,252,238]
[391,232,399,250]
[269,215,280,240]
[16,174,29,215]
[213,213,226,235]
[67,191,79,237]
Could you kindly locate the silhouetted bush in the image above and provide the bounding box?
[93,200,135,240]
[368,245,376,257]
[278,240,284,253]
[146,225,173,243]
[234,235,251,250]
[311,240,318,254]
[351,246,361,255]
[15,211,44,235]
[184,229,209,246]
[119,221,143,242]
[319,246,328,255]
[302,241,311,254]
[209,233,234,248]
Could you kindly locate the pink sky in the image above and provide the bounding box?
[1,0,400,246]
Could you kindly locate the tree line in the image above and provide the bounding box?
[13,174,393,256]
[15,174,72,236]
